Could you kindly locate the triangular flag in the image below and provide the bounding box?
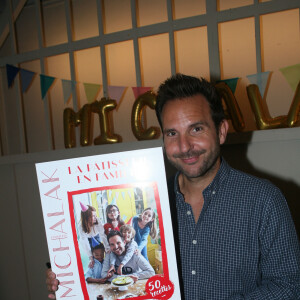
[122,215,127,221]
[62,79,76,104]
[111,197,116,205]
[247,71,270,98]
[132,87,152,99]
[20,69,36,92]
[217,78,239,94]
[121,191,125,199]
[6,64,20,87]
[279,64,300,92]
[83,83,101,103]
[107,85,126,105]
[40,74,56,99]
[126,217,132,224]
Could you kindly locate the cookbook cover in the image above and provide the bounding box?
[36,147,181,300]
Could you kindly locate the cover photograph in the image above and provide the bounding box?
[35,147,181,300]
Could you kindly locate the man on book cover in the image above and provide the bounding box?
[101,230,155,282]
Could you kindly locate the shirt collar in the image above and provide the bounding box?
[173,157,231,195]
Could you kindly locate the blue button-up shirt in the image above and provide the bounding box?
[170,159,300,300]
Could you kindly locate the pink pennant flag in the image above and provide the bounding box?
[132,87,153,99]
[107,85,126,105]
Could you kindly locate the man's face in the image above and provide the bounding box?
[161,95,228,180]
[109,235,126,256]
[93,248,105,263]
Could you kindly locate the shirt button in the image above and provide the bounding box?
[192,270,196,275]
[187,211,191,215]
[212,190,216,195]
[192,240,197,244]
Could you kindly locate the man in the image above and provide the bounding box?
[47,74,300,299]
[155,74,300,299]
[101,230,155,282]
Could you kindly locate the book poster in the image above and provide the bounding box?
[36,147,181,300]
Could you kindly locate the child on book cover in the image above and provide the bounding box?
[78,202,110,263]
[85,242,112,283]
[131,208,157,261]
[103,204,125,236]
[107,224,139,276]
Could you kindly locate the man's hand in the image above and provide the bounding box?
[117,264,124,275]
[128,275,138,282]
[46,269,59,299]
[107,265,115,276]
[106,271,114,279]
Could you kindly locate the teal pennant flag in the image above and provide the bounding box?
[20,69,36,92]
[247,71,270,98]
[217,78,239,94]
[40,74,56,99]
[6,64,20,87]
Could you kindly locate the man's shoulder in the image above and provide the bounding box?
[226,163,278,191]
[223,164,287,209]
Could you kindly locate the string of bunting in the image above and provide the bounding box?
[6,63,300,103]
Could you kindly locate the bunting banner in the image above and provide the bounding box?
[247,71,271,98]
[132,86,152,99]
[6,64,20,87]
[217,77,239,94]
[20,69,35,93]
[5,63,300,105]
[40,74,56,99]
[83,83,101,103]
[62,79,76,104]
[107,85,126,105]
[279,64,300,92]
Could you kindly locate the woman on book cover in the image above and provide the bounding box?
[131,207,157,261]
[78,202,110,263]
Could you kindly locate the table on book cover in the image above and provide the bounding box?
[87,279,148,299]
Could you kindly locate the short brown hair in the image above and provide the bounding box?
[120,224,136,239]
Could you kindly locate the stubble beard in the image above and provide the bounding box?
[167,144,221,179]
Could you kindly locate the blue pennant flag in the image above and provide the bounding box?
[62,79,76,104]
[6,64,20,87]
[247,71,270,98]
[20,69,36,92]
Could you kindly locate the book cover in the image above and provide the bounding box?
[36,147,181,300]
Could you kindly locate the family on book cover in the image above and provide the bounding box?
[72,185,163,295]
